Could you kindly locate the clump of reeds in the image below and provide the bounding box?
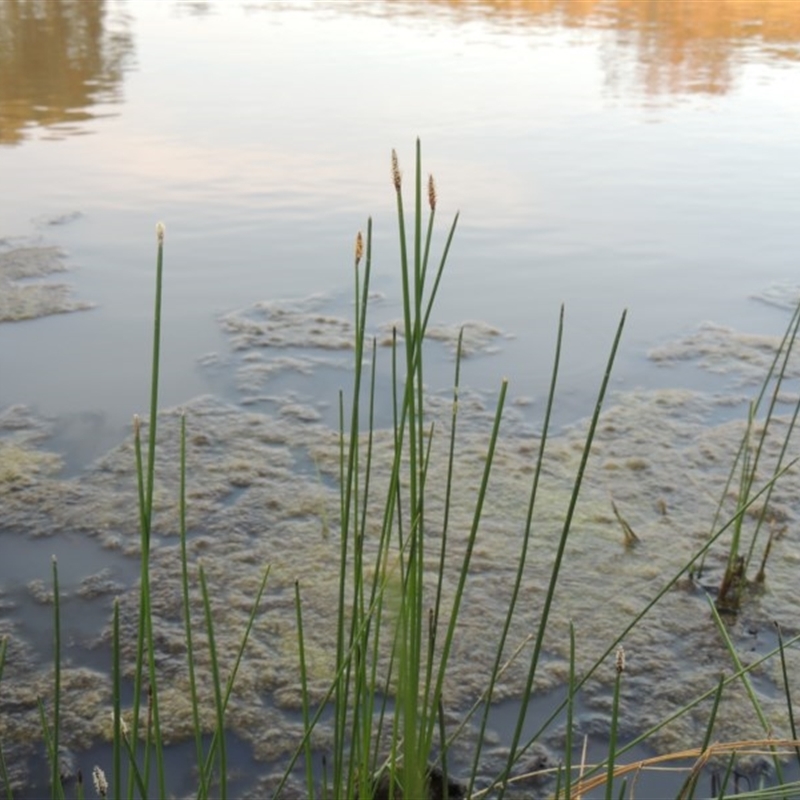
[12,143,800,800]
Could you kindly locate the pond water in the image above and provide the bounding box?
[3,0,800,797]
[2,0,800,453]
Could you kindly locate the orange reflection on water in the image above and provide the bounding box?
[1,0,799,146]
[0,0,133,145]
[414,0,800,95]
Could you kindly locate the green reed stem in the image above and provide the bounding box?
[677,675,724,800]
[424,378,508,767]
[604,650,624,800]
[178,415,208,800]
[0,747,9,800]
[564,622,577,800]
[129,225,167,799]
[334,221,373,799]
[198,565,269,796]
[0,638,8,800]
[112,599,121,800]
[775,625,800,770]
[199,565,226,800]
[37,699,62,800]
[700,294,800,580]
[707,595,784,786]
[513,476,798,791]
[468,305,564,796]
[572,629,800,792]
[495,309,626,799]
[294,581,314,798]
[393,142,425,798]
[51,555,61,800]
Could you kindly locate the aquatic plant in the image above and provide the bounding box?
[6,142,800,800]
[279,141,629,799]
[276,143,800,798]
[702,296,800,612]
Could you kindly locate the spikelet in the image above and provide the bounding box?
[92,765,108,798]
[615,645,626,674]
[355,231,364,267]
[391,149,401,191]
[428,174,437,211]
[156,221,165,244]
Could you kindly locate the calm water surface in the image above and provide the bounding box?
[3,2,800,794]
[2,0,800,462]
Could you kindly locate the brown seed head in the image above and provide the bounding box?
[615,645,626,674]
[355,231,364,266]
[391,149,401,191]
[428,174,436,211]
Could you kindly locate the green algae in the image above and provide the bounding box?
[648,321,800,385]
[378,318,508,356]
[0,245,93,323]
[220,295,355,351]
[0,441,62,487]
[4,299,800,787]
[2,379,799,780]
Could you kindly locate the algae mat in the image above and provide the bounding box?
[0,244,93,323]
[2,314,800,793]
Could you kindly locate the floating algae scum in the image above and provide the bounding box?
[2,147,800,798]
[0,244,93,324]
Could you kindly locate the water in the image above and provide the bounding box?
[3,1,800,795]
[2,0,800,456]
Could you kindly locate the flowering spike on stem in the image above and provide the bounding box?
[615,645,626,674]
[93,765,109,798]
[355,231,364,267]
[428,174,436,211]
[391,149,401,191]
[156,222,165,244]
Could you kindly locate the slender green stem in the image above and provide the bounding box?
[497,310,627,799]
[129,226,167,799]
[51,555,62,800]
[565,622,576,800]
[295,581,314,798]
[0,742,10,800]
[178,414,207,799]
[604,649,624,800]
[37,699,63,800]
[112,599,121,800]
[677,675,724,800]
[776,625,800,769]
[706,594,784,785]
[199,565,270,795]
[199,565,227,800]
[467,305,564,795]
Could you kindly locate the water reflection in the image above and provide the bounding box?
[333,0,800,96]
[0,0,134,145]
[1,0,797,147]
